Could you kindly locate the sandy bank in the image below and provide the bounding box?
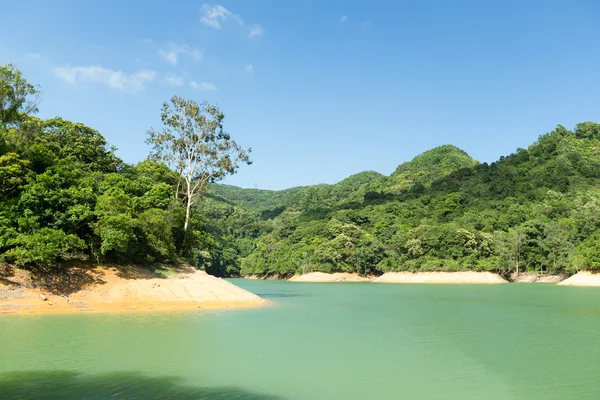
[510,273,565,283]
[558,271,600,286]
[0,267,265,315]
[244,275,284,281]
[288,272,374,282]
[373,271,507,284]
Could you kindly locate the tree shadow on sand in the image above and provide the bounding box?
[0,371,285,400]
[30,267,107,295]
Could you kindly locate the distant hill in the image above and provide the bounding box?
[202,122,600,278]
[386,145,479,193]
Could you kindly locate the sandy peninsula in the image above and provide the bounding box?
[288,272,374,282]
[0,266,265,315]
[373,271,508,284]
[557,271,600,286]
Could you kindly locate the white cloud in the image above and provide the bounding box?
[164,74,184,86]
[200,3,264,38]
[340,15,348,23]
[200,4,235,28]
[53,65,156,91]
[190,81,217,91]
[248,24,264,38]
[245,64,254,74]
[158,42,202,66]
[201,82,217,91]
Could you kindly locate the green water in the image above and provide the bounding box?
[2,281,600,399]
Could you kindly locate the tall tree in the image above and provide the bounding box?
[0,64,39,128]
[146,96,251,231]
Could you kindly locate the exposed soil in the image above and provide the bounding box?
[372,271,508,284]
[0,265,265,315]
[558,271,600,286]
[287,272,374,282]
[510,273,566,283]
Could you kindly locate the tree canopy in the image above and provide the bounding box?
[0,65,244,270]
[204,123,600,277]
[2,63,600,279]
[146,96,251,232]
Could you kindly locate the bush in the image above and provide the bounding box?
[1,228,86,268]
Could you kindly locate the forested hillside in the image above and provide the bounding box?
[0,64,240,272]
[206,123,600,277]
[3,63,600,279]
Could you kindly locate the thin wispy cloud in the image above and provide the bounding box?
[340,15,348,23]
[54,65,156,92]
[245,64,254,74]
[200,3,264,38]
[248,24,264,38]
[201,82,217,91]
[164,74,184,86]
[190,81,217,91]
[158,42,202,66]
[23,53,43,61]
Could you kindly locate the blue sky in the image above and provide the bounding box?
[1,0,599,190]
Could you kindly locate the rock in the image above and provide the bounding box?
[39,294,48,301]
[47,302,53,306]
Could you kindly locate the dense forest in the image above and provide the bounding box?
[0,64,246,272]
[2,64,600,279]
[204,126,600,278]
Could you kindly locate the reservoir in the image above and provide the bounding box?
[2,280,600,399]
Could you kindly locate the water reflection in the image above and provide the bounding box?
[0,371,284,400]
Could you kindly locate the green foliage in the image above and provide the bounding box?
[146,96,251,232]
[1,228,86,268]
[0,64,39,128]
[573,230,600,271]
[387,145,478,193]
[0,152,31,197]
[2,63,600,279]
[214,124,600,278]
[0,65,221,271]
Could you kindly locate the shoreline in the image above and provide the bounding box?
[0,300,266,316]
[373,271,508,284]
[510,273,566,283]
[288,272,374,282]
[0,267,265,316]
[243,271,510,284]
[558,271,600,286]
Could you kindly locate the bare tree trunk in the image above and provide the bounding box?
[184,199,192,232]
[183,180,192,232]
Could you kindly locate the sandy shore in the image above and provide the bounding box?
[373,271,508,284]
[558,271,600,286]
[510,273,565,283]
[288,272,374,282]
[0,267,265,315]
[244,274,284,281]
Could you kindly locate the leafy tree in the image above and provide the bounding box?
[573,230,600,271]
[0,64,39,128]
[1,228,86,268]
[146,96,251,232]
[0,152,31,197]
[539,222,573,273]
